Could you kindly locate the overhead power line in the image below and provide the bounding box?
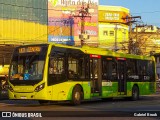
[132,10,160,14]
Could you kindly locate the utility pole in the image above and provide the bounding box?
[122,16,141,54]
[73,3,91,46]
[114,24,118,51]
[129,21,133,54]
[136,24,138,42]
[134,24,154,54]
[135,23,139,54]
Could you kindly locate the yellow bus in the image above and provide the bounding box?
[8,43,156,105]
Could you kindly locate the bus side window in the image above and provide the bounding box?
[48,48,66,86]
[102,58,117,80]
[67,53,87,79]
[126,59,136,76]
[49,58,55,74]
[147,61,155,80]
[138,60,147,76]
[112,62,117,79]
[68,56,79,79]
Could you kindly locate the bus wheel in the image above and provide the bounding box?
[131,86,139,101]
[38,100,49,105]
[71,85,83,105]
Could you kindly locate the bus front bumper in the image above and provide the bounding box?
[8,91,46,100]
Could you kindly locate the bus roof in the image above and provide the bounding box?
[17,43,154,61]
[50,43,154,61]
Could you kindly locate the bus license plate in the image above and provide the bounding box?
[20,96,27,99]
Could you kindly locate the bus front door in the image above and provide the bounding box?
[118,61,127,95]
[90,56,102,97]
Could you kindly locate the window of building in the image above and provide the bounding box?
[103,31,108,36]
[110,31,114,36]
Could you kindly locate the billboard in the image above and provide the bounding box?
[48,0,99,46]
[99,10,130,24]
[98,6,130,24]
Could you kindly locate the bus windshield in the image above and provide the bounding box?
[9,45,48,85]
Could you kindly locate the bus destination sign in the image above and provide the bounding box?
[19,46,41,53]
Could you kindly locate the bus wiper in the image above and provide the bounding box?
[27,53,37,63]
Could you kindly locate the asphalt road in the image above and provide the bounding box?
[0,93,160,120]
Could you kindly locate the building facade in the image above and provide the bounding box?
[98,5,130,52]
[0,0,48,45]
[131,27,160,55]
[0,0,48,65]
[48,0,99,46]
[0,0,99,65]
[0,1,130,47]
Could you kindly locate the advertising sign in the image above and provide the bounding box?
[99,10,130,24]
[48,0,99,46]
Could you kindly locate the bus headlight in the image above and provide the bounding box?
[34,83,45,92]
[8,85,14,92]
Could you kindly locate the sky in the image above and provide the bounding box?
[99,0,160,27]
